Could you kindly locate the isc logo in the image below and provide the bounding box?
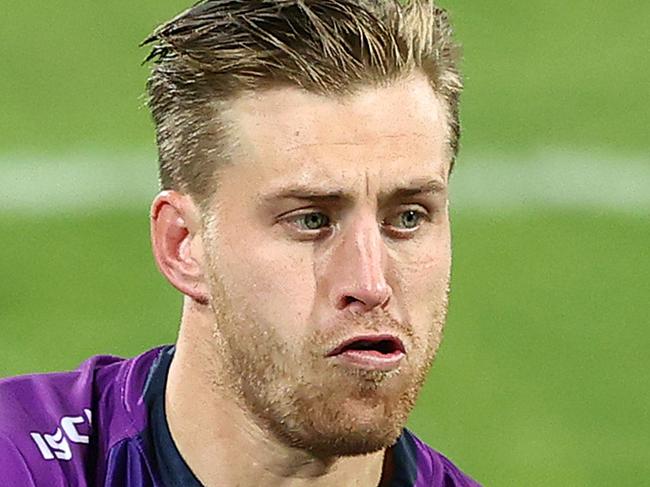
[30,409,92,461]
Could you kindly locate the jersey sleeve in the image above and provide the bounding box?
[0,433,38,487]
[439,453,482,487]
[0,367,100,486]
[404,429,482,486]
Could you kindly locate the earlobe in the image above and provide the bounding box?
[150,191,210,304]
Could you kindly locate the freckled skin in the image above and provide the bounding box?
[206,73,451,446]
[217,74,449,334]
[161,72,453,486]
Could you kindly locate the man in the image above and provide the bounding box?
[0,0,479,485]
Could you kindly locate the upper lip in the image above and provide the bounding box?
[325,334,406,357]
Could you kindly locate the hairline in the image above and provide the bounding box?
[192,73,456,219]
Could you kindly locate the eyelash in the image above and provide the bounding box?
[285,209,431,239]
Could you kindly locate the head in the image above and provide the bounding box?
[146,0,462,458]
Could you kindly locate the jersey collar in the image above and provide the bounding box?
[144,346,419,487]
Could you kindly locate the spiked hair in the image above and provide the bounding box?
[143,0,463,204]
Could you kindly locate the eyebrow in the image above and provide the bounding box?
[380,178,447,200]
[260,178,446,204]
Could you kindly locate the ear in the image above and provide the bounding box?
[150,190,210,305]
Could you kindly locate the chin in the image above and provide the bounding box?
[267,391,414,458]
[293,418,404,458]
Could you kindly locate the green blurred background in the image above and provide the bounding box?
[1,1,648,485]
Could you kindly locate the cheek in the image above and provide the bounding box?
[391,230,451,331]
[216,234,317,341]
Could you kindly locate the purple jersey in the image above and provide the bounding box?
[0,346,480,486]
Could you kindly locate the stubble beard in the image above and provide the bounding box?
[206,269,448,459]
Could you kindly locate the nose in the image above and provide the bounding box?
[328,213,392,314]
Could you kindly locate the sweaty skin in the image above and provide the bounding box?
[151,72,452,487]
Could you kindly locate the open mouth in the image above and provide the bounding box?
[326,335,406,371]
[326,335,405,358]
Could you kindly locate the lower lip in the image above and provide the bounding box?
[331,350,405,371]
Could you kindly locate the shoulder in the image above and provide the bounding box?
[0,432,39,486]
[0,348,165,485]
[0,354,123,451]
[404,429,482,487]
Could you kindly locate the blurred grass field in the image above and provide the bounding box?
[1,0,648,153]
[1,0,649,485]
[2,209,648,485]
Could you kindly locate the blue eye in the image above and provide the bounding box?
[298,212,331,230]
[397,210,423,229]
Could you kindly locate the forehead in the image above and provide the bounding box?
[222,74,450,193]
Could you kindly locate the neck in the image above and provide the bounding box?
[165,300,388,487]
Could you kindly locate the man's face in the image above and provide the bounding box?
[200,73,452,456]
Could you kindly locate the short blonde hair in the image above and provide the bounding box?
[143,0,463,204]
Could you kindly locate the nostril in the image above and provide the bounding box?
[337,295,363,311]
[334,284,393,311]
[336,288,392,311]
